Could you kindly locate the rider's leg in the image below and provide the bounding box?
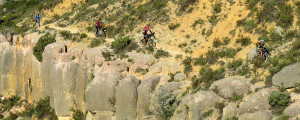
[95,26,99,34]
[260,51,263,58]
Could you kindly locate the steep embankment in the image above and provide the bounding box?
[0,0,300,120]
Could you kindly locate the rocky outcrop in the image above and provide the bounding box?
[174,73,185,82]
[247,47,258,61]
[238,87,278,116]
[238,110,273,120]
[284,100,300,118]
[85,72,122,111]
[222,103,237,120]
[272,62,300,88]
[116,76,139,120]
[137,76,160,120]
[209,77,250,98]
[171,91,223,120]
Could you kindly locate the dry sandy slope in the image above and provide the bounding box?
[38,0,299,76]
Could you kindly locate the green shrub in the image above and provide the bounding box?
[268,91,290,107]
[102,51,114,61]
[227,59,243,70]
[213,38,222,47]
[214,102,225,112]
[90,38,105,48]
[270,32,282,42]
[223,48,237,58]
[0,95,21,113]
[277,115,289,120]
[202,109,213,118]
[236,19,246,27]
[178,43,187,48]
[199,67,225,89]
[222,37,230,45]
[60,30,72,40]
[33,33,55,62]
[192,18,204,27]
[213,2,222,13]
[72,56,76,60]
[246,0,260,9]
[80,33,87,39]
[36,97,57,119]
[258,34,269,42]
[136,67,148,75]
[152,92,178,120]
[183,57,193,75]
[194,55,206,66]
[154,49,170,59]
[292,40,300,50]
[276,4,294,28]
[208,14,219,25]
[168,23,180,30]
[191,39,197,43]
[206,50,219,64]
[178,0,198,11]
[244,20,257,32]
[236,36,251,46]
[71,109,86,120]
[111,36,138,53]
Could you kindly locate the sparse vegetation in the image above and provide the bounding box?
[192,18,204,27]
[154,49,170,59]
[80,33,87,39]
[202,109,213,118]
[231,92,243,102]
[168,23,181,30]
[213,38,222,47]
[178,0,198,11]
[71,109,86,120]
[33,33,55,62]
[182,57,193,75]
[193,55,206,66]
[236,36,251,46]
[213,2,222,13]
[90,38,105,48]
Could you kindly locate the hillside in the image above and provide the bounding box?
[0,0,300,120]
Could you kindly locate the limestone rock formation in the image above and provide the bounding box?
[209,77,251,98]
[272,62,300,88]
[238,87,278,116]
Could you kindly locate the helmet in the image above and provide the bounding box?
[147,24,150,27]
[260,40,264,42]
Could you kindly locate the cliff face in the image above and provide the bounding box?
[0,33,191,119]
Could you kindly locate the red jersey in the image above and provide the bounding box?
[143,27,150,34]
[96,21,104,27]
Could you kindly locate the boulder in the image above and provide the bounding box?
[171,91,222,120]
[284,100,300,118]
[85,72,122,111]
[137,76,160,120]
[99,61,128,73]
[247,47,258,61]
[238,110,272,120]
[50,61,79,116]
[290,114,300,120]
[116,76,139,120]
[94,111,115,120]
[127,52,155,68]
[174,73,185,82]
[222,103,237,120]
[238,87,278,116]
[209,77,250,98]
[272,62,300,88]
